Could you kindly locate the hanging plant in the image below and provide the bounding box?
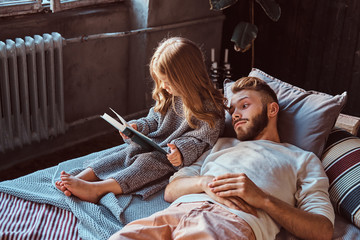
[209,0,281,63]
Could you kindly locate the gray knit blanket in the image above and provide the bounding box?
[0,145,170,240]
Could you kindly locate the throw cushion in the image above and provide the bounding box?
[222,68,347,157]
[321,128,360,228]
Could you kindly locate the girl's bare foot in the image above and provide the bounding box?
[55,168,98,197]
[55,179,72,197]
[60,171,103,203]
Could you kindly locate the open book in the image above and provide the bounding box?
[100,108,167,155]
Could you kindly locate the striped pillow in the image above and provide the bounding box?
[321,128,360,228]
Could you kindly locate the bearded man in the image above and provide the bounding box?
[109,77,335,240]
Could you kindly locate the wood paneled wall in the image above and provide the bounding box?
[222,0,360,117]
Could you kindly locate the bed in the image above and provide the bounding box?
[1,68,360,240]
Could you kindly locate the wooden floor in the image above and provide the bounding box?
[0,131,123,181]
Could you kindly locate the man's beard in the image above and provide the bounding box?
[235,106,269,141]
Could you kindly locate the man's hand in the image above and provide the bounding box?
[210,173,334,240]
[202,175,257,216]
[208,173,267,210]
[167,143,183,167]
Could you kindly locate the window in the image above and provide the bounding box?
[50,0,122,12]
[0,0,122,17]
[0,0,42,17]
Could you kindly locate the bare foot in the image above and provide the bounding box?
[60,171,103,203]
[55,180,72,197]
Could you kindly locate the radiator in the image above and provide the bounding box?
[0,32,65,152]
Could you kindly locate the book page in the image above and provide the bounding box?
[101,108,167,155]
[100,113,126,132]
[110,108,130,127]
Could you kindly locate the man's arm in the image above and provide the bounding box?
[261,193,333,240]
[164,150,210,202]
[164,175,258,215]
[164,175,213,202]
[209,173,334,240]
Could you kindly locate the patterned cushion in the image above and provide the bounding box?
[321,128,360,228]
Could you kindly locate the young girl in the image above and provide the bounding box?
[55,37,226,203]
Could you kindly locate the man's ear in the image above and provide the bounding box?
[268,102,279,118]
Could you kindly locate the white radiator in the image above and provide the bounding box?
[0,32,65,152]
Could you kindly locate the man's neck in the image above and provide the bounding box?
[254,127,281,143]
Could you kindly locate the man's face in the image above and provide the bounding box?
[229,90,269,141]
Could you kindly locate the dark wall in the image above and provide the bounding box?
[0,0,225,165]
[0,3,131,123]
[0,0,224,125]
[221,0,360,118]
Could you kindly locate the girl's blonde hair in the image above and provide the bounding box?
[150,37,226,128]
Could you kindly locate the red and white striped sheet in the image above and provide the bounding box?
[0,192,80,240]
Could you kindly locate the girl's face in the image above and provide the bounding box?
[157,72,179,96]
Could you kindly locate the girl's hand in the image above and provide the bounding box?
[119,123,138,140]
[167,143,183,167]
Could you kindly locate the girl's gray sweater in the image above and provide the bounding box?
[87,97,224,198]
